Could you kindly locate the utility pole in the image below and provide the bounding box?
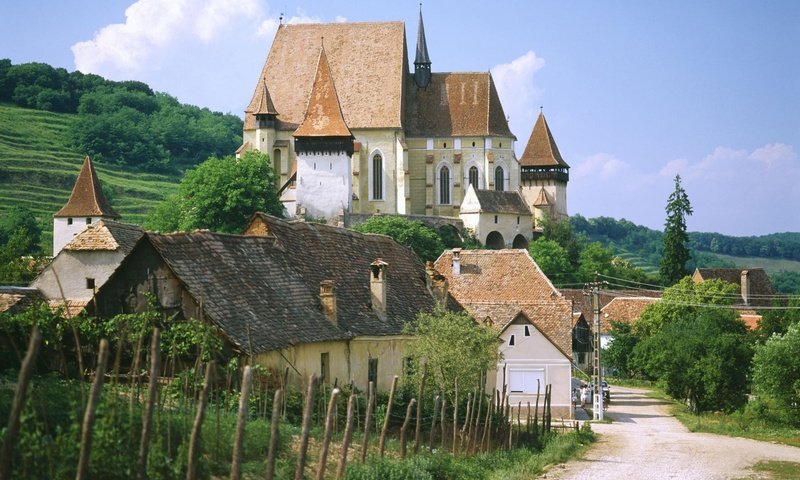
[589,276,604,420]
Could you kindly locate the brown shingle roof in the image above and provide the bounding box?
[471,189,530,214]
[147,215,436,353]
[435,249,573,356]
[245,78,279,116]
[0,287,44,315]
[55,156,119,218]
[519,112,569,168]
[246,22,407,131]
[693,268,775,307]
[405,72,514,138]
[64,220,144,252]
[600,297,659,334]
[294,45,353,138]
[533,188,551,207]
[560,288,662,321]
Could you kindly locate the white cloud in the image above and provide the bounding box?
[491,51,546,144]
[573,153,628,180]
[255,9,340,39]
[749,142,796,167]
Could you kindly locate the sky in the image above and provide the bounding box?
[1,0,798,236]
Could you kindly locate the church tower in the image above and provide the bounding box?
[293,43,355,221]
[53,156,120,255]
[518,111,570,229]
[413,7,432,88]
[245,77,279,155]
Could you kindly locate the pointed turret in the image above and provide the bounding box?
[245,77,279,128]
[519,112,569,169]
[294,44,353,143]
[53,156,119,255]
[413,7,432,88]
[519,111,569,222]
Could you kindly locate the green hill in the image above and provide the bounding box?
[0,103,179,254]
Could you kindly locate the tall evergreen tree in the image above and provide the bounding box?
[659,174,693,285]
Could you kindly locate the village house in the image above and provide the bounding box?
[434,248,575,417]
[692,267,777,329]
[459,185,533,249]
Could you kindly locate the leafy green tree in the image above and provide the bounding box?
[403,308,500,401]
[603,321,639,378]
[541,214,584,269]
[352,215,445,263]
[528,237,572,282]
[145,151,283,233]
[756,296,800,339]
[660,174,693,285]
[751,323,800,424]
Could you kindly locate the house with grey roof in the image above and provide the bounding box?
[459,185,533,249]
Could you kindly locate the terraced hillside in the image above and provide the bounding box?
[0,103,179,254]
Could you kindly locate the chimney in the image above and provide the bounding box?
[320,280,337,326]
[425,261,449,307]
[452,248,462,275]
[370,259,388,318]
[740,270,750,306]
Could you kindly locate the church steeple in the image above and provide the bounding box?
[413,6,432,88]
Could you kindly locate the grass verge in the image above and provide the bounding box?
[747,460,800,479]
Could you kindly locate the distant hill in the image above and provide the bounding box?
[0,103,179,254]
[571,215,800,293]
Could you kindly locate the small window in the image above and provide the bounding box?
[86,278,95,290]
[67,218,73,225]
[499,142,502,148]
[368,358,378,386]
[372,154,383,200]
[468,166,479,188]
[495,166,505,191]
[320,352,330,385]
[443,142,447,149]
[524,325,531,337]
[472,141,476,147]
[494,215,498,224]
[509,334,515,346]
[86,217,92,224]
[517,216,520,225]
[439,166,451,205]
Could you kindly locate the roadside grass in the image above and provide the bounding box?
[747,460,800,479]
[643,388,800,448]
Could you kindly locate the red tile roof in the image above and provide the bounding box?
[519,112,569,168]
[55,156,119,218]
[294,45,353,138]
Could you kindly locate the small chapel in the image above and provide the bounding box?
[239,9,570,247]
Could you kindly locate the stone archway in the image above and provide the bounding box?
[512,234,529,249]
[486,231,505,250]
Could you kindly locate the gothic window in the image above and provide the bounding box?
[469,166,479,188]
[438,165,451,205]
[495,166,505,191]
[372,154,383,200]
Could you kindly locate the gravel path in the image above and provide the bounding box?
[546,387,800,480]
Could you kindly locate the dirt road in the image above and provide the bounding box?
[547,387,800,480]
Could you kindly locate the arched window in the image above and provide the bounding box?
[439,166,451,205]
[468,166,479,188]
[273,149,282,186]
[495,165,505,191]
[372,153,383,200]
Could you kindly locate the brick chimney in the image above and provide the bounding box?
[452,248,462,275]
[370,259,388,318]
[425,261,449,307]
[320,280,337,326]
[740,270,750,306]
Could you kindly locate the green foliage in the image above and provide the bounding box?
[0,206,44,283]
[756,296,800,339]
[603,321,638,378]
[527,238,571,281]
[660,175,693,285]
[146,151,283,233]
[751,323,800,425]
[771,270,800,294]
[403,308,500,402]
[353,216,446,263]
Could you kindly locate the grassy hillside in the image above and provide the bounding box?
[711,253,800,274]
[0,103,179,254]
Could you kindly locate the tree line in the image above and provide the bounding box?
[0,59,242,172]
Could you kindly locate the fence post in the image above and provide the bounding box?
[360,381,374,463]
[137,329,160,480]
[0,326,41,480]
[294,374,317,480]
[460,392,472,452]
[378,375,398,457]
[336,394,356,479]
[186,362,214,480]
[265,389,282,480]
[315,388,340,480]
[469,389,481,455]
[414,363,427,454]
[451,377,458,455]
[399,399,416,459]
[230,366,252,480]
[76,339,109,480]
[480,393,492,453]
[428,395,440,453]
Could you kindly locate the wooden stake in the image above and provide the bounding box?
[265,389,282,480]
[461,392,472,451]
[0,326,41,480]
[230,366,252,480]
[316,388,340,480]
[440,397,447,452]
[294,374,317,480]
[413,363,427,454]
[360,381,374,463]
[378,375,397,457]
[428,395,440,453]
[137,329,160,480]
[187,362,214,480]
[335,394,356,479]
[451,377,458,455]
[76,339,109,480]
[399,399,416,459]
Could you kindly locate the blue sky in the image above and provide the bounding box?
[2,0,798,236]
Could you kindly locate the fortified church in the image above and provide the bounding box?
[238,10,570,248]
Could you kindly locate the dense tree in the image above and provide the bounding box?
[527,238,572,282]
[603,321,639,379]
[751,323,800,425]
[756,296,800,339]
[403,308,500,401]
[352,215,446,263]
[145,151,282,234]
[659,175,693,285]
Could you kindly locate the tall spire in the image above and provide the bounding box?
[55,156,119,218]
[294,43,352,138]
[413,5,432,88]
[519,111,569,168]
